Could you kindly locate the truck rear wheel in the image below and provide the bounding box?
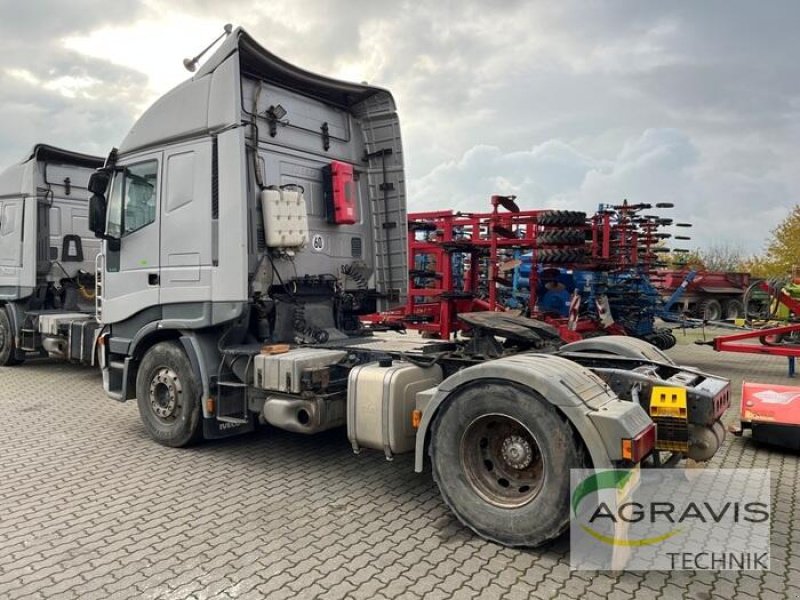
[430,381,583,547]
[0,309,23,366]
[136,341,202,447]
[723,299,744,320]
[698,299,722,321]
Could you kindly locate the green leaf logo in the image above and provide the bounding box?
[572,470,682,547]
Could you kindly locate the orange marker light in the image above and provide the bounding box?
[411,409,422,429]
[621,439,633,460]
[206,397,216,414]
[621,423,656,462]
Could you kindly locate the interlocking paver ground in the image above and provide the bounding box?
[0,335,798,599]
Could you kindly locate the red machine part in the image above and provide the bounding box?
[710,323,800,357]
[404,196,546,339]
[363,195,675,341]
[742,381,800,426]
[740,381,800,449]
[590,206,641,267]
[658,270,751,294]
[706,292,800,377]
[757,279,800,314]
[324,160,357,225]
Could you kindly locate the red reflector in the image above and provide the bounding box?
[623,423,656,462]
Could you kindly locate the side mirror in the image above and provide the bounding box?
[89,194,107,238]
[88,171,110,195]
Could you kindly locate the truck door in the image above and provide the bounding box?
[101,154,162,324]
[159,141,213,305]
[0,198,25,289]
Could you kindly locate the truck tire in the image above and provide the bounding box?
[698,299,722,321]
[537,230,585,246]
[136,341,203,447]
[0,309,23,366]
[537,210,586,227]
[723,299,744,320]
[430,381,584,547]
[536,248,588,264]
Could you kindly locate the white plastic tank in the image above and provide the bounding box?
[260,187,309,248]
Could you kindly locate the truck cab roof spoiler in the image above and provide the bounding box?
[25,144,104,169]
[194,27,388,109]
[0,144,103,198]
[118,26,396,155]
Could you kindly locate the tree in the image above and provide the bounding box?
[668,249,704,270]
[750,205,800,278]
[698,243,746,272]
[669,243,744,272]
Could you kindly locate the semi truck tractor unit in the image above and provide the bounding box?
[0,145,104,366]
[1,28,731,547]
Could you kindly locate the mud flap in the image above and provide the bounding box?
[203,415,256,440]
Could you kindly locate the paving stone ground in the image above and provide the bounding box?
[1,341,799,599]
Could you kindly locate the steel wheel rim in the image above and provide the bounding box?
[460,413,545,508]
[148,367,183,422]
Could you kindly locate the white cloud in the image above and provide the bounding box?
[5,68,40,86]
[63,7,223,108]
[0,0,797,255]
[409,127,789,254]
[410,140,605,211]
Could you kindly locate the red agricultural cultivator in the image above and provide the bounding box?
[363,196,689,347]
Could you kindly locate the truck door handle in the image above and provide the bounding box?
[148,273,160,285]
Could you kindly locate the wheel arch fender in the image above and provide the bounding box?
[177,333,213,417]
[126,327,216,416]
[559,335,676,365]
[129,322,180,360]
[2,301,22,337]
[2,301,25,360]
[415,353,625,473]
[123,325,182,400]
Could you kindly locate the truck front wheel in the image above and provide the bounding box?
[429,381,584,547]
[136,341,202,447]
[0,309,23,366]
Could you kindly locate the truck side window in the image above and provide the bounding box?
[106,174,123,239]
[122,160,158,236]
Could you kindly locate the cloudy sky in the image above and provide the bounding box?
[1,0,797,254]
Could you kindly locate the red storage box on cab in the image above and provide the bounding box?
[323,160,357,225]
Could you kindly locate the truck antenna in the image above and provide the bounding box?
[183,24,233,72]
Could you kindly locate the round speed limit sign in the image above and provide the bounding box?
[311,234,325,251]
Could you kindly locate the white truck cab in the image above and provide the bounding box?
[0,145,104,365]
